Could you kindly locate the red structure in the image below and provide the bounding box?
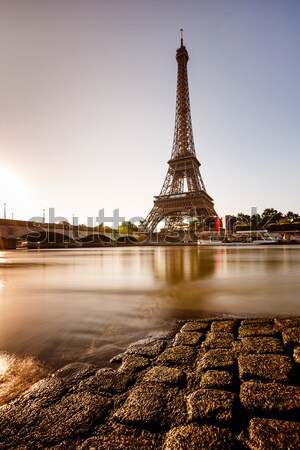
[143,31,217,231]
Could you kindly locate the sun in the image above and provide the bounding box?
[0,166,20,201]
[0,165,31,218]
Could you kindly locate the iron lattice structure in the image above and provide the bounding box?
[143,33,217,231]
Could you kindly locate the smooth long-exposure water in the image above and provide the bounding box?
[0,246,300,379]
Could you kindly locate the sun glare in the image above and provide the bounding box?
[0,165,20,193]
[0,165,31,218]
[0,354,10,377]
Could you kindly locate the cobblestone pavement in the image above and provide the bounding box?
[0,317,299,449]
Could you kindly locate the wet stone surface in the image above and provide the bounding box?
[174,331,203,346]
[77,367,131,394]
[200,370,235,390]
[78,422,162,450]
[156,346,196,367]
[127,339,166,357]
[238,323,277,337]
[240,381,300,418]
[233,336,284,355]
[239,418,300,450]
[238,354,293,383]
[282,327,300,348]
[113,382,167,426]
[0,316,299,449]
[198,349,235,370]
[142,366,185,386]
[274,317,300,330]
[211,320,237,333]
[186,388,236,423]
[241,318,274,325]
[202,331,234,349]
[294,346,300,364]
[163,423,236,450]
[118,355,150,374]
[180,321,210,333]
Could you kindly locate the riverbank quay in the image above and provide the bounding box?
[0,317,299,449]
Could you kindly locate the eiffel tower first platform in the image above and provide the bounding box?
[143,32,217,231]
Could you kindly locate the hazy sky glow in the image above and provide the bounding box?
[0,0,299,225]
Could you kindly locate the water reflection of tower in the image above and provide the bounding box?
[152,247,215,284]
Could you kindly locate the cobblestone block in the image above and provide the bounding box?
[113,382,167,426]
[240,381,300,416]
[238,354,293,383]
[198,349,235,370]
[211,321,236,333]
[241,318,274,325]
[79,422,162,450]
[163,424,236,450]
[78,368,131,394]
[118,355,150,374]
[54,362,97,385]
[239,418,300,450]
[180,321,210,333]
[200,370,234,390]
[16,377,66,409]
[293,346,300,364]
[163,389,188,429]
[37,392,111,444]
[156,346,196,366]
[127,339,166,357]
[282,327,300,348]
[143,366,185,386]
[274,317,300,330]
[238,324,276,337]
[186,389,236,423]
[1,315,300,449]
[0,391,112,448]
[174,331,203,346]
[233,336,283,355]
[202,332,234,349]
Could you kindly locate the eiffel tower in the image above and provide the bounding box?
[143,31,217,231]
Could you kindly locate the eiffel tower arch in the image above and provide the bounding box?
[143,32,217,231]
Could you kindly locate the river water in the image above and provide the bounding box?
[0,246,300,376]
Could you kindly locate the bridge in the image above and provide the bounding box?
[0,219,143,249]
[0,219,198,249]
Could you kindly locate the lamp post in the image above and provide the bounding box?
[12,213,14,220]
[43,209,45,223]
[4,203,6,220]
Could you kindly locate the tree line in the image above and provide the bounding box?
[189,209,300,232]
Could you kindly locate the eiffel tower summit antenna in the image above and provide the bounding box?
[180,28,183,46]
[143,33,217,231]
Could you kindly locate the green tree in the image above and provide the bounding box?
[237,213,250,223]
[94,224,104,232]
[118,221,138,235]
[285,211,300,223]
[260,208,283,228]
[261,208,278,218]
[188,220,201,231]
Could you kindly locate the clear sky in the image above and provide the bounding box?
[0,0,299,226]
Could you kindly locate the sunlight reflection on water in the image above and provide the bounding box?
[0,352,47,405]
[0,246,299,371]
